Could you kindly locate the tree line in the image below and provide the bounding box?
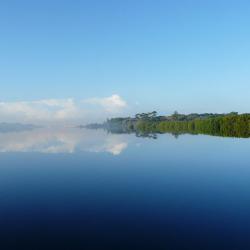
[102,112,250,138]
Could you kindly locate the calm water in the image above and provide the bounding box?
[1,128,250,249]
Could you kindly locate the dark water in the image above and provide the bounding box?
[0,128,250,249]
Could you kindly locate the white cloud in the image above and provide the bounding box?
[0,98,79,123]
[0,95,128,124]
[84,94,127,113]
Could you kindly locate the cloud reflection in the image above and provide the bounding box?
[0,128,128,155]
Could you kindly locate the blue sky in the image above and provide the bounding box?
[0,0,250,122]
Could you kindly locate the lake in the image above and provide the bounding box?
[0,127,250,249]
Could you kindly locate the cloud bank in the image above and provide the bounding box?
[84,94,127,112]
[0,94,127,124]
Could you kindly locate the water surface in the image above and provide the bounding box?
[0,128,250,249]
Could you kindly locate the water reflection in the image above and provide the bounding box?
[0,127,128,155]
[1,126,250,249]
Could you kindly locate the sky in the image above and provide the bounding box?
[0,0,250,123]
